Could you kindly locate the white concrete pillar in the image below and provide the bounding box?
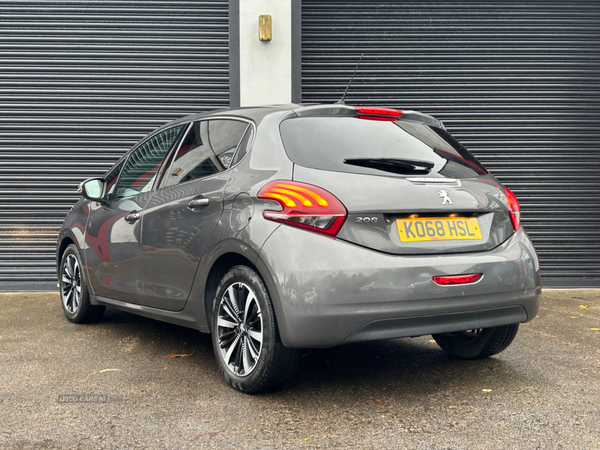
[231,0,296,107]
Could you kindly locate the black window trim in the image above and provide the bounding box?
[101,157,126,202]
[230,120,256,168]
[153,121,193,190]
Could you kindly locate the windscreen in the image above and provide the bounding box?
[279,117,487,179]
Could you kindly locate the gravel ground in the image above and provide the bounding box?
[0,289,599,449]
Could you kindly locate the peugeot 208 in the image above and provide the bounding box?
[57,104,541,393]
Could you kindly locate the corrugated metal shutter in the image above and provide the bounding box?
[301,0,600,286]
[0,1,229,291]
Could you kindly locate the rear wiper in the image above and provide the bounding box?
[343,158,434,175]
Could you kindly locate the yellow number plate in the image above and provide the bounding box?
[397,217,482,242]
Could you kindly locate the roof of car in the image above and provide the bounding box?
[153,103,443,135]
[178,104,310,124]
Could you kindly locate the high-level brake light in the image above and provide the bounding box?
[432,274,482,285]
[504,187,521,230]
[355,106,403,116]
[258,181,347,237]
[355,107,403,122]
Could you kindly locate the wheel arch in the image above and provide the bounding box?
[196,239,285,339]
[56,233,77,276]
[203,252,261,332]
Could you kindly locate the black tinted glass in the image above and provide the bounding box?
[104,159,125,199]
[115,125,185,199]
[165,119,248,187]
[231,124,254,167]
[279,117,487,179]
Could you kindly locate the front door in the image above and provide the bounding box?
[84,193,151,304]
[84,124,185,304]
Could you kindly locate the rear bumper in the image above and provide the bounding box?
[259,226,541,348]
[342,305,527,344]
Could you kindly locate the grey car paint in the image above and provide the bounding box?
[57,103,541,349]
[140,170,231,311]
[258,224,539,348]
[295,166,515,255]
[84,192,154,305]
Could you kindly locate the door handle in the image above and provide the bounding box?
[125,210,141,224]
[187,197,209,210]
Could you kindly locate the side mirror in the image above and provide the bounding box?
[77,177,106,201]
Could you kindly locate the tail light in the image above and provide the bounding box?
[433,274,482,285]
[258,181,347,237]
[504,187,521,230]
[355,106,403,122]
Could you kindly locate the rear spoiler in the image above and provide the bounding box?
[292,104,445,129]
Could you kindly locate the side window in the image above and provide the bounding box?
[104,159,125,199]
[165,119,249,187]
[114,125,185,199]
[231,125,255,167]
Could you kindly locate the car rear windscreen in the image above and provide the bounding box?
[279,117,487,179]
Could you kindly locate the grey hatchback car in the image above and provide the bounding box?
[57,104,541,393]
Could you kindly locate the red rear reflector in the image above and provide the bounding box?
[355,106,403,116]
[258,180,347,237]
[432,274,482,285]
[504,187,521,230]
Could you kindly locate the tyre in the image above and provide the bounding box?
[432,324,519,359]
[211,265,301,394]
[59,244,106,323]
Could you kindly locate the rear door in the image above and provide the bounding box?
[84,125,185,304]
[140,119,251,310]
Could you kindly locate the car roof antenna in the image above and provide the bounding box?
[337,53,364,105]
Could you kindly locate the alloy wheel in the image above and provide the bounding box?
[61,254,81,314]
[216,282,263,377]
